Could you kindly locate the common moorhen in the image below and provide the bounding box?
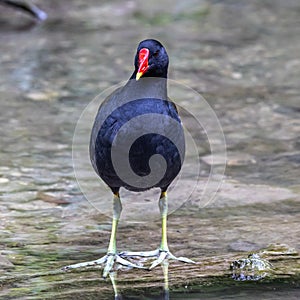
[64,39,194,277]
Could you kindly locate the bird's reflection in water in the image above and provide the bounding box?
[109,272,120,299]
[162,261,169,300]
[109,261,170,300]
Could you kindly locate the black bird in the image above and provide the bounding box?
[64,39,194,277]
[0,0,47,21]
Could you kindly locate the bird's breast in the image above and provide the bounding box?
[91,98,185,191]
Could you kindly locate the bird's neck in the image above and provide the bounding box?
[124,77,168,101]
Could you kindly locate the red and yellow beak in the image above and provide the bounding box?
[136,48,149,80]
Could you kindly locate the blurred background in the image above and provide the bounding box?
[0,0,299,299]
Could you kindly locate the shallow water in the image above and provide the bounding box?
[0,0,299,299]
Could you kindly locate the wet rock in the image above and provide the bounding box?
[230,253,272,281]
[229,240,262,252]
[8,200,57,211]
[226,153,256,166]
[211,180,296,208]
[36,191,71,205]
[201,152,256,166]
[25,91,59,101]
[1,191,36,202]
[0,178,9,184]
[259,243,299,256]
[0,254,14,268]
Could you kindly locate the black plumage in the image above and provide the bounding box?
[90,39,185,193]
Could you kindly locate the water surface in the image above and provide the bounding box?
[0,0,299,299]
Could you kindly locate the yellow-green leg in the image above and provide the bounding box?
[120,191,195,269]
[159,191,169,252]
[62,192,144,277]
[149,191,195,269]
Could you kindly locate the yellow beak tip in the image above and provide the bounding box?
[136,72,143,81]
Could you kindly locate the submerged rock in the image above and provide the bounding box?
[230,253,272,281]
[230,244,299,281]
[0,254,14,268]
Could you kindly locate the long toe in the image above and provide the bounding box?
[149,251,168,269]
[149,250,196,270]
[62,255,108,271]
[116,255,145,269]
[167,252,196,264]
[119,249,160,258]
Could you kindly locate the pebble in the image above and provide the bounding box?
[26,91,59,101]
[0,178,9,184]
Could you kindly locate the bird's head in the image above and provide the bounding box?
[134,39,169,80]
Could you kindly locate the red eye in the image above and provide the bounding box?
[153,50,159,57]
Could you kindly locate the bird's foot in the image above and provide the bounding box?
[119,249,195,269]
[149,249,195,269]
[62,253,145,278]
